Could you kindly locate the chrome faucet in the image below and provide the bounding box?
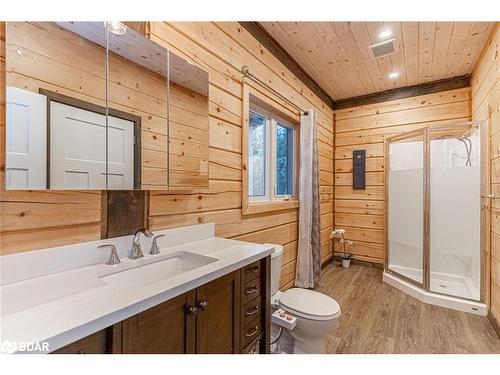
[98,244,121,265]
[130,228,153,259]
[150,234,165,255]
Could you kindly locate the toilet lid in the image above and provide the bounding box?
[279,288,341,321]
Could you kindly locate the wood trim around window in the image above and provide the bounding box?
[241,82,300,216]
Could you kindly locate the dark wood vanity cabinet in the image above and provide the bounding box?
[195,272,241,353]
[240,259,270,353]
[118,271,241,354]
[52,330,108,354]
[120,292,197,354]
[53,256,270,354]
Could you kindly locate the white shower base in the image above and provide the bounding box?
[389,264,480,301]
[383,271,486,316]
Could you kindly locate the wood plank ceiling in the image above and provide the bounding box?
[260,22,495,100]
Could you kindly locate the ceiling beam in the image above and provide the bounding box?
[239,22,335,111]
[333,75,471,110]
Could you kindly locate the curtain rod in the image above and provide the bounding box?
[241,66,308,116]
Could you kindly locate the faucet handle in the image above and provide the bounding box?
[98,244,121,265]
[150,234,165,255]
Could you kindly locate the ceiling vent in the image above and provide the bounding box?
[369,39,397,58]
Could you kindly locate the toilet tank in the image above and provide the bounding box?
[266,244,283,296]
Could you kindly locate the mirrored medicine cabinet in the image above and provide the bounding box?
[5,21,209,190]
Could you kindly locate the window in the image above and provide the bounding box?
[248,104,298,204]
[249,111,267,197]
[276,122,294,196]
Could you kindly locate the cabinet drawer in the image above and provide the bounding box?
[241,296,261,326]
[242,277,261,305]
[242,260,261,283]
[52,330,107,354]
[241,316,262,349]
[243,339,261,354]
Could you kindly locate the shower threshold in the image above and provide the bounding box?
[383,271,487,316]
[388,264,480,300]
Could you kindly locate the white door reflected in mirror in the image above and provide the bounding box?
[6,87,47,189]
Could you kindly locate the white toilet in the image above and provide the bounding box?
[269,244,341,354]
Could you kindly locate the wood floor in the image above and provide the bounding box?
[315,263,500,354]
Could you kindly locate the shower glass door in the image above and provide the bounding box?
[429,125,481,300]
[386,130,426,286]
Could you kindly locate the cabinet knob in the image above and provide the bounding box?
[198,301,208,311]
[186,306,199,316]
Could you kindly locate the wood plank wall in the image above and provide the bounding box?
[471,23,500,323]
[0,22,335,290]
[333,87,472,263]
[147,22,335,290]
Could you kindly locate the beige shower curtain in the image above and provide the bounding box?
[295,109,321,288]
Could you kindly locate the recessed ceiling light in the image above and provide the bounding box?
[379,30,392,39]
[388,71,399,79]
[106,21,127,35]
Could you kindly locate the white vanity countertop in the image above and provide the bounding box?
[0,224,274,353]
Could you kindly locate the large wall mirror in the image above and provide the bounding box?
[5,22,107,189]
[105,22,169,190]
[168,51,209,189]
[5,21,209,190]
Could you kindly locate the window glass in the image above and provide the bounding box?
[276,122,294,196]
[249,111,266,197]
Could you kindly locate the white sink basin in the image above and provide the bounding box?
[99,251,217,288]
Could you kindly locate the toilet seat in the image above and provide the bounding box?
[278,288,341,321]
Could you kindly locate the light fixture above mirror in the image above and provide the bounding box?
[379,29,392,39]
[388,71,399,79]
[106,21,127,35]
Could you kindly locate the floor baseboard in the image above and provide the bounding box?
[327,255,383,269]
[321,256,334,269]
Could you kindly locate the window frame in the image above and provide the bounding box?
[242,85,300,216]
[248,108,270,203]
[248,104,298,203]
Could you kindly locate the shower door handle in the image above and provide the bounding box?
[481,193,496,199]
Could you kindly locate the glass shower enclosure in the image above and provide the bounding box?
[385,122,484,302]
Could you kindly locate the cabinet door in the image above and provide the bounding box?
[121,291,196,354]
[5,22,107,190]
[106,22,169,190]
[196,271,241,354]
[168,51,210,190]
[52,329,108,354]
